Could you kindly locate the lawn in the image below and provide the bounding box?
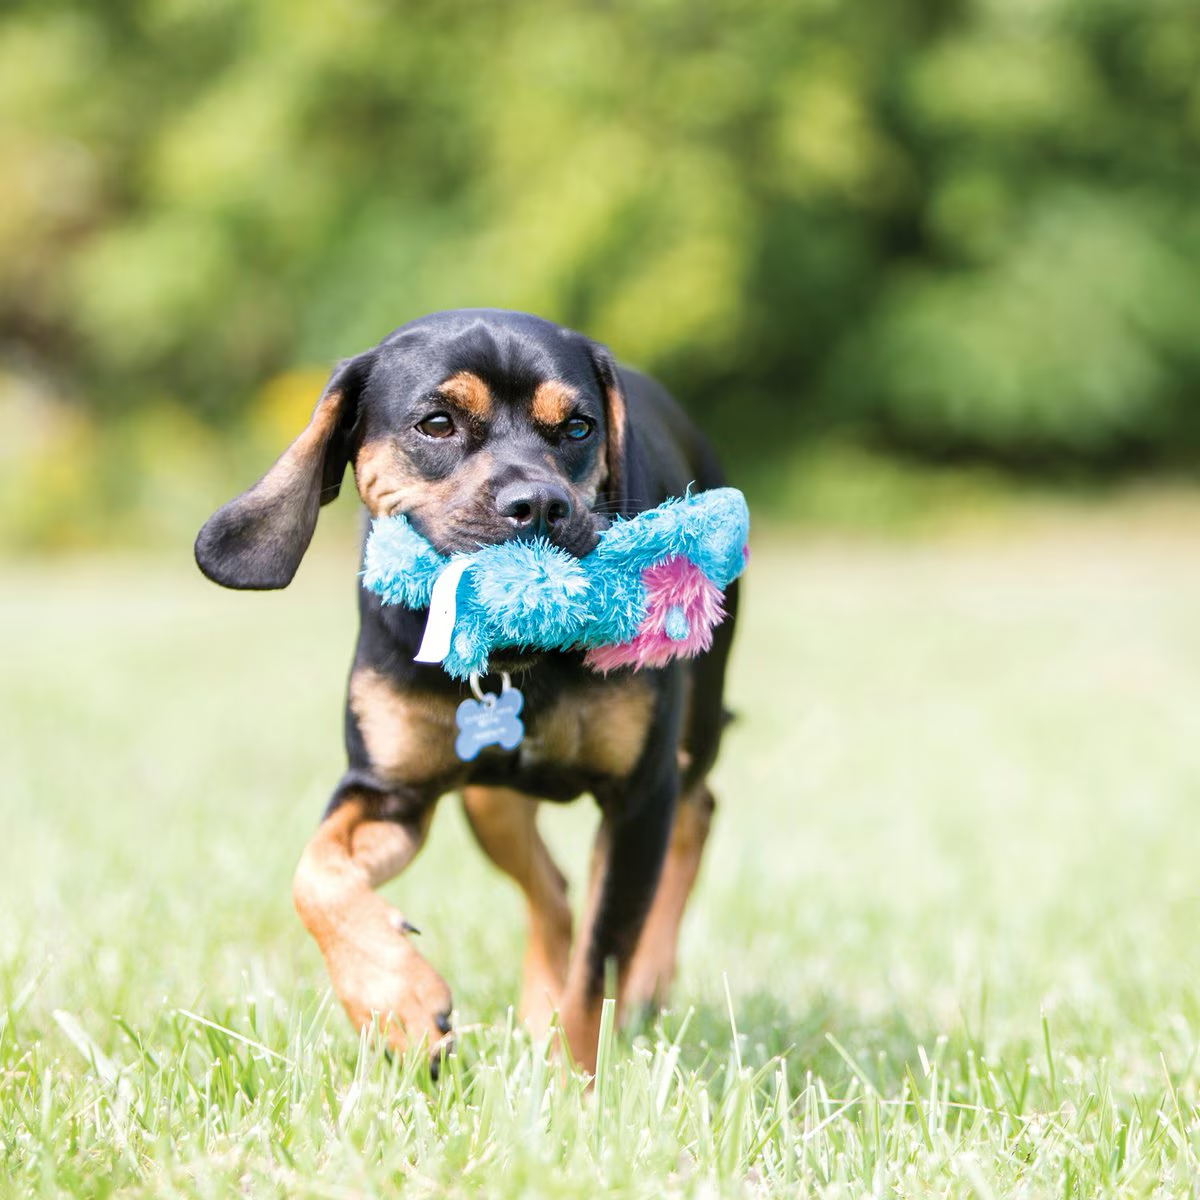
[3,505,1200,1196]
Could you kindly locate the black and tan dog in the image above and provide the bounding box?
[195,309,738,1072]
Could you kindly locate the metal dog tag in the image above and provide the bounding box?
[455,672,524,761]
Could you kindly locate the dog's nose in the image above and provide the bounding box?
[495,481,573,538]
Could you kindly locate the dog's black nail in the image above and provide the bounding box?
[430,1038,454,1082]
[429,1028,455,1083]
[396,917,421,936]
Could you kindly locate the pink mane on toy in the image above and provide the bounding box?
[584,555,726,673]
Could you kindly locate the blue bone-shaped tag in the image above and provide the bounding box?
[455,687,525,761]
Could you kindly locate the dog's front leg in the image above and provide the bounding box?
[461,786,573,1036]
[558,749,680,1073]
[292,791,453,1067]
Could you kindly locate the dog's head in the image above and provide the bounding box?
[195,310,631,590]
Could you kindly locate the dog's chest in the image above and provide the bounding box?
[514,676,654,779]
[349,666,655,790]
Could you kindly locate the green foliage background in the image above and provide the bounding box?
[2,0,1198,544]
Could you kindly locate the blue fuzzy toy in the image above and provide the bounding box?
[361,487,749,680]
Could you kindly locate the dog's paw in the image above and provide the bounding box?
[556,1001,602,1076]
[325,895,454,1066]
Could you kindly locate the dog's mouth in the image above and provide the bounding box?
[407,506,603,560]
[401,501,603,671]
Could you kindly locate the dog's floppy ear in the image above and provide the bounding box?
[195,352,374,590]
[588,342,630,515]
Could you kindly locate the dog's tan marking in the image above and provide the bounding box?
[289,386,344,482]
[356,445,503,545]
[530,380,577,427]
[461,787,572,1035]
[531,676,654,778]
[356,452,488,525]
[557,824,613,1072]
[439,371,493,419]
[349,668,460,783]
[623,782,715,1009]
[602,384,626,501]
[354,440,425,517]
[557,777,713,1067]
[409,451,502,549]
[292,795,452,1056]
[232,385,346,508]
[578,680,654,776]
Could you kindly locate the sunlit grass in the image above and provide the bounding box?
[2,514,1200,1195]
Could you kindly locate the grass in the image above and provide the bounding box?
[3,506,1200,1196]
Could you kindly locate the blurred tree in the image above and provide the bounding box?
[1,0,1198,508]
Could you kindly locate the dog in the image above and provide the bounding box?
[195,309,739,1072]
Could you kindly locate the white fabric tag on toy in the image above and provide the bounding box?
[414,559,472,664]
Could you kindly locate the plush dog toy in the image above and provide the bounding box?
[362,486,749,680]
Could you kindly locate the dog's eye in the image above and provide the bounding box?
[562,417,592,441]
[416,413,456,439]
